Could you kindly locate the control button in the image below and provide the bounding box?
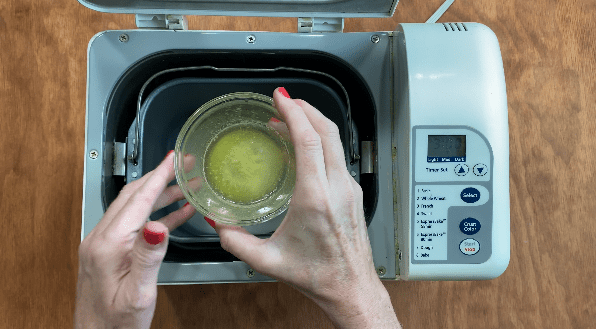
[460,238,480,255]
[454,164,469,176]
[459,218,481,235]
[460,187,480,203]
[473,163,488,176]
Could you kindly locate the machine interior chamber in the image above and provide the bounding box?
[102,50,378,262]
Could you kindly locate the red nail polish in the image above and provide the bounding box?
[183,201,190,207]
[279,87,290,99]
[204,216,216,229]
[164,150,174,161]
[270,117,281,123]
[143,227,166,245]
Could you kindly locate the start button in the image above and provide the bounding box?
[460,239,480,255]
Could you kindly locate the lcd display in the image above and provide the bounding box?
[427,135,466,162]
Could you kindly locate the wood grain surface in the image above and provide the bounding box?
[1,0,595,328]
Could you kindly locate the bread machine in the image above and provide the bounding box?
[79,0,510,283]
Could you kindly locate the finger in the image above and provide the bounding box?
[152,185,186,212]
[151,153,201,212]
[293,99,349,181]
[96,151,175,236]
[349,176,368,242]
[214,221,271,274]
[127,221,168,304]
[349,176,365,220]
[180,153,197,174]
[124,150,180,210]
[267,117,290,141]
[272,88,328,188]
[96,170,155,235]
[177,154,202,196]
[155,202,197,232]
[186,176,203,194]
[106,150,178,237]
[265,118,294,169]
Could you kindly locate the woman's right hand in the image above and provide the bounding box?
[212,88,400,328]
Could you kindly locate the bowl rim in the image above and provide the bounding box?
[174,91,293,226]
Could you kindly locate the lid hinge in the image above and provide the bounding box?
[113,141,127,176]
[360,141,374,174]
[298,17,344,33]
[135,14,188,30]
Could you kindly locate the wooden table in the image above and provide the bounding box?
[1,0,595,328]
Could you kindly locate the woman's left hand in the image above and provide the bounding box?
[74,151,196,329]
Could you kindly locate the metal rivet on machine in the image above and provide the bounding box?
[376,266,386,277]
[131,172,138,178]
[350,171,357,177]
[371,35,380,43]
[246,268,256,278]
[89,150,98,159]
[246,35,256,44]
[119,34,129,42]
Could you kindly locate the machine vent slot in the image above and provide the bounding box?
[442,23,468,31]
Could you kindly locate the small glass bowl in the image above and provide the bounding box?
[175,92,296,226]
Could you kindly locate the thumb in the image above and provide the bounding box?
[130,221,169,289]
[209,217,269,273]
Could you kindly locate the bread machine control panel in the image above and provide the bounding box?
[411,126,493,264]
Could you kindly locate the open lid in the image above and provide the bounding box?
[77,0,398,18]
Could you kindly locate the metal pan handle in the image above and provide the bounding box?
[129,66,358,165]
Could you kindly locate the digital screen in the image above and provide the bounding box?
[427,135,466,162]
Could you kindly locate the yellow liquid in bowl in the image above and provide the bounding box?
[204,125,286,204]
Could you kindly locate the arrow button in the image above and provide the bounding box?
[454,164,469,176]
[473,163,488,176]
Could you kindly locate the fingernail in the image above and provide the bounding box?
[279,87,290,99]
[164,150,174,161]
[270,117,281,123]
[183,201,190,207]
[204,216,216,229]
[143,227,166,245]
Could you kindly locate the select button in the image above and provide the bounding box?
[460,187,480,203]
[459,218,481,235]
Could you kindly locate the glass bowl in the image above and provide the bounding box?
[174,92,296,226]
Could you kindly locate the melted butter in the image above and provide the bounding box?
[204,125,285,204]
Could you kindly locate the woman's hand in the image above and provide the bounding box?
[213,88,400,328]
[74,152,196,329]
